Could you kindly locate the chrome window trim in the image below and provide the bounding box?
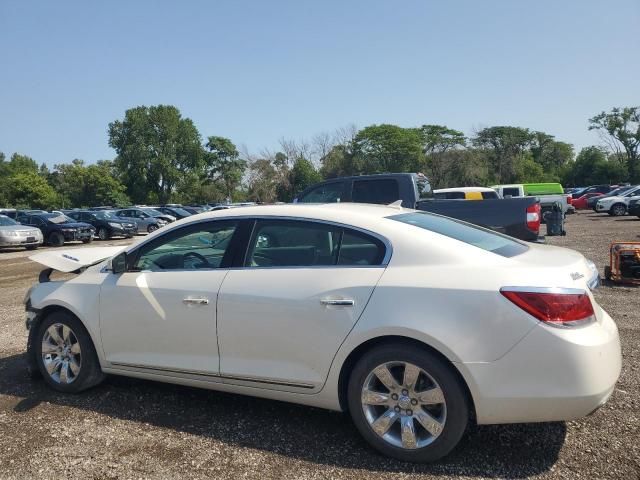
[124,214,393,268]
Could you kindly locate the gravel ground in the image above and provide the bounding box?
[0,213,638,480]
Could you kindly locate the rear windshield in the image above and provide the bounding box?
[389,212,529,257]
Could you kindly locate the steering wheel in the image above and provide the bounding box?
[183,251,210,269]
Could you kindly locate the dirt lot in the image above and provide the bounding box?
[0,213,638,480]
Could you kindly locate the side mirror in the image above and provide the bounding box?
[110,252,127,274]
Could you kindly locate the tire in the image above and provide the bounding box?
[610,204,627,216]
[347,343,469,463]
[48,232,65,247]
[147,224,158,233]
[97,228,110,241]
[82,237,93,244]
[34,311,105,393]
[25,245,38,250]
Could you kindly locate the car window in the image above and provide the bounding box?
[352,179,400,204]
[389,211,529,258]
[337,230,386,266]
[133,221,238,271]
[246,220,341,267]
[502,187,521,197]
[434,191,465,199]
[297,182,343,203]
[481,191,499,199]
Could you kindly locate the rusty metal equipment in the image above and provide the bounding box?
[604,242,640,285]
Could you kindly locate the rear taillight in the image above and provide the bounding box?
[566,194,572,205]
[526,203,541,233]
[500,288,595,327]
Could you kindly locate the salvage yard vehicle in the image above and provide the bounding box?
[492,182,572,216]
[67,210,137,240]
[295,174,542,242]
[588,185,635,211]
[595,185,640,216]
[628,197,640,218]
[433,187,500,200]
[16,212,94,247]
[0,214,43,250]
[112,208,168,233]
[23,204,620,463]
[154,206,193,220]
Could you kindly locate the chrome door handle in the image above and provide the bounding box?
[320,298,355,306]
[183,297,210,305]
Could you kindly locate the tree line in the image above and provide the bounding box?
[1,105,638,209]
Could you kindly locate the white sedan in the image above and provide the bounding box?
[24,203,621,462]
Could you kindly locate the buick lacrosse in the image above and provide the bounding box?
[24,204,620,462]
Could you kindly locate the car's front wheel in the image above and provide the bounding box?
[147,224,158,233]
[97,227,110,240]
[610,203,627,216]
[35,311,104,393]
[48,232,65,247]
[348,344,469,463]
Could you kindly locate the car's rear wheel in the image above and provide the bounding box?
[35,311,104,393]
[98,227,110,240]
[610,204,627,216]
[48,232,64,247]
[348,344,468,463]
[147,224,158,233]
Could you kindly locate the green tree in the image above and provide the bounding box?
[352,124,424,174]
[53,159,130,207]
[7,172,58,209]
[247,158,280,203]
[109,105,203,204]
[419,125,466,188]
[472,126,533,183]
[530,132,574,173]
[562,146,626,186]
[589,107,639,182]
[204,136,246,201]
[6,153,38,175]
[285,157,321,201]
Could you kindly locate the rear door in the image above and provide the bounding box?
[217,218,389,391]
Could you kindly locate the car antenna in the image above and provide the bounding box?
[387,200,403,209]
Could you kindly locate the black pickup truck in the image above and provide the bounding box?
[294,173,542,242]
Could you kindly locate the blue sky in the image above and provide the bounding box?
[1,0,638,167]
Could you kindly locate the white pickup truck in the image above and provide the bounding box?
[492,183,572,215]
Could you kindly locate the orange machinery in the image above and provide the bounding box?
[604,242,640,285]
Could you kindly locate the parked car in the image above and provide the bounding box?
[628,197,640,218]
[132,207,176,223]
[67,210,137,240]
[112,208,167,233]
[433,187,500,200]
[588,186,636,211]
[182,205,205,214]
[572,192,604,210]
[492,183,572,216]
[24,203,618,463]
[0,214,43,250]
[296,174,542,242]
[155,206,193,220]
[595,185,640,216]
[16,212,94,246]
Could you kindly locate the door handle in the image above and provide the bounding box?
[320,298,355,307]
[183,297,210,305]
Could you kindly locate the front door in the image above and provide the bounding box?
[217,219,388,390]
[99,220,240,375]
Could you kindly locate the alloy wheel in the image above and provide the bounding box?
[361,361,446,449]
[612,204,626,216]
[41,323,82,384]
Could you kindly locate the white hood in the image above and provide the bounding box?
[29,246,125,272]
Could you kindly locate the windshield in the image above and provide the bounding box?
[0,216,18,226]
[389,211,529,258]
[94,211,117,220]
[42,213,74,224]
[170,207,191,216]
[141,208,164,217]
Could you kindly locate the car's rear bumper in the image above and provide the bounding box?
[463,308,621,424]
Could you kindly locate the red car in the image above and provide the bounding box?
[572,192,603,209]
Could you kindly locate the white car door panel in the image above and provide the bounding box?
[218,267,384,389]
[100,270,226,373]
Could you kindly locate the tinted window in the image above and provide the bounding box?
[352,179,400,204]
[246,220,387,267]
[246,220,341,267]
[298,182,344,203]
[337,230,385,266]
[481,191,500,199]
[389,211,528,258]
[502,187,521,197]
[133,221,238,271]
[434,191,465,199]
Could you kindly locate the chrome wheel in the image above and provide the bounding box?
[41,323,82,384]
[361,361,446,450]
